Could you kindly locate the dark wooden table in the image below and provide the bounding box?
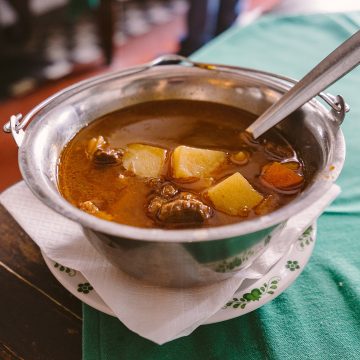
[0,203,82,359]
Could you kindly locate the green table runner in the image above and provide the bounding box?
[84,12,360,359]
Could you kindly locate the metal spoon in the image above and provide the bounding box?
[246,30,360,139]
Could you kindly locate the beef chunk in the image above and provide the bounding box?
[158,193,213,223]
[80,200,100,214]
[160,183,178,199]
[146,177,163,189]
[147,196,164,215]
[147,191,213,225]
[86,136,124,165]
[147,180,178,199]
[93,148,124,165]
[79,200,113,221]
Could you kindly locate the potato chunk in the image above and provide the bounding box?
[172,145,226,179]
[122,144,167,178]
[207,172,263,216]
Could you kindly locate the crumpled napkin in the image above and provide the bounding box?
[0,181,340,344]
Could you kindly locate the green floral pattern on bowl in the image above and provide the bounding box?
[54,262,77,277]
[286,260,300,271]
[77,282,94,294]
[297,226,313,250]
[215,249,255,273]
[224,277,280,309]
[214,234,272,273]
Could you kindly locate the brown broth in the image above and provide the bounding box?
[58,100,304,228]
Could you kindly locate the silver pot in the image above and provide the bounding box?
[4,55,347,288]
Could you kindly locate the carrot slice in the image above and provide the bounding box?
[262,162,303,189]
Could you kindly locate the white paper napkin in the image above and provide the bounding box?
[0,181,340,344]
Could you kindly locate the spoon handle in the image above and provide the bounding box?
[247,30,360,138]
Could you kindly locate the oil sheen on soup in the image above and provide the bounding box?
[58,100,305,228]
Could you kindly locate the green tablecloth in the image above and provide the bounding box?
[83,12,360,359]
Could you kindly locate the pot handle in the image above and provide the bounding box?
[3,114,25,147]
[326,94,347,127]
[149,54,195,67]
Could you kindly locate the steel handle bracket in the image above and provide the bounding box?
[4,114,25,147]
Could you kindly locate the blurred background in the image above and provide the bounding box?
[1,0,360,191]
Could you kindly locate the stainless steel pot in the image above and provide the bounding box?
[4,55,347,288]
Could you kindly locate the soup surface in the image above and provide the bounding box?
[58,100,305,228]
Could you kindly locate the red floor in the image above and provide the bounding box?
[0,16,185,192]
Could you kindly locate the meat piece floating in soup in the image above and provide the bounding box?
[58,100,305,229]
[148,191,213,226]
[79,200,113,221]
[87,136,124,165]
